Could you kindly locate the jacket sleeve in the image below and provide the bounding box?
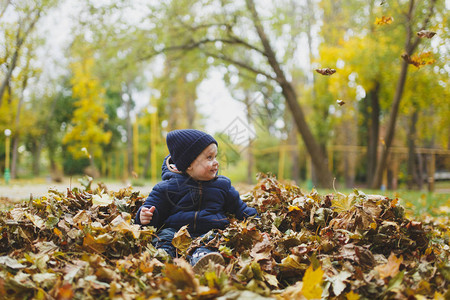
[223,183,257,220]
[135,182,172,227]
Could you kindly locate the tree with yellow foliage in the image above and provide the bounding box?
[63,57,112,174]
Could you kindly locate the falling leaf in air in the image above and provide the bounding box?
[401,52,436,68]
[375,16,393,25]
[417,30,436,39]
[337,99,345,106]
[315,68,336,75]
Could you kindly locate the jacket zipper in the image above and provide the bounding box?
[193,182,203,232]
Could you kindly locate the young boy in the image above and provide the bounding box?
[135,129,257,272]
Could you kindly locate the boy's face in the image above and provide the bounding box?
[186,143,219,181]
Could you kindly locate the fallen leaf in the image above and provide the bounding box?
[92,193,113,206]
[0,256,26,269]
[327,271,351,296]
[301,265,324,299]
[375,252,403,280]
[346,290,360,300]
[56,283,74,300]
[172,225,192,253]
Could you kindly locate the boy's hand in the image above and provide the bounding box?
[140,206,156,225]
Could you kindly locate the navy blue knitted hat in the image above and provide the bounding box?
[166,129,217,172]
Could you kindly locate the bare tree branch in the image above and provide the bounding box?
[0,0,11,19]
[204,51,277,82]
[245,0,334,187]
[0,8,41,105]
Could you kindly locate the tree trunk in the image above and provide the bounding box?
[143,144,152,178]
[245,95,254,184]
[371,0,436,188]
[10,68,29,179]
[32,142,42,176]
[246,0,334,188]
[10,136,19,179]
[185,94,196,128]
[366,81,380,185]
[416,153,424,190]
[0,50,19,105]
[289,125,300,183]
[124,87,134,176]
[0,10,40,105]
[371,59,409,188]
[407,109,418,189]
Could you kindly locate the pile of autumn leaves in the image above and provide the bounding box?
[0,174,449,299]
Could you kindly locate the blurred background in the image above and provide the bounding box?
[1,0,449,202]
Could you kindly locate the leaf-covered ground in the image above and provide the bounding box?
[0,174,449,299]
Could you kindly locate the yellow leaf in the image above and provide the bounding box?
[375,16,393,25]
[110,215,141,239]
[288,205,302,212]
[53,227,63,238]
[301,265,324,299]
[346,290,360,300]
[172,225,192,253]
[390,198,399,207]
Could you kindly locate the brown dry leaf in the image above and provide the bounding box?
[83,233,107,252]
[250,232,273,261]
[165,258,199,292]
[279,281,307,299]
[337,99,345,106]
[280,255,308,271]
[417,30,436,38]
[375,252,403,279]
[110,214,141,239]
[55,282,75,300]
[315,68,336,75]
[73,210,90,225]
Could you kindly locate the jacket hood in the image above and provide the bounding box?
[161,155,182,180]
[160,154,219,182]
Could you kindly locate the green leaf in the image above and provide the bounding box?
[386,270,405,292]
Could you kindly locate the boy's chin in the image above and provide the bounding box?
[195,174,216,181]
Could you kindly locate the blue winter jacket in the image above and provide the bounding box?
[135,156,257,234]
